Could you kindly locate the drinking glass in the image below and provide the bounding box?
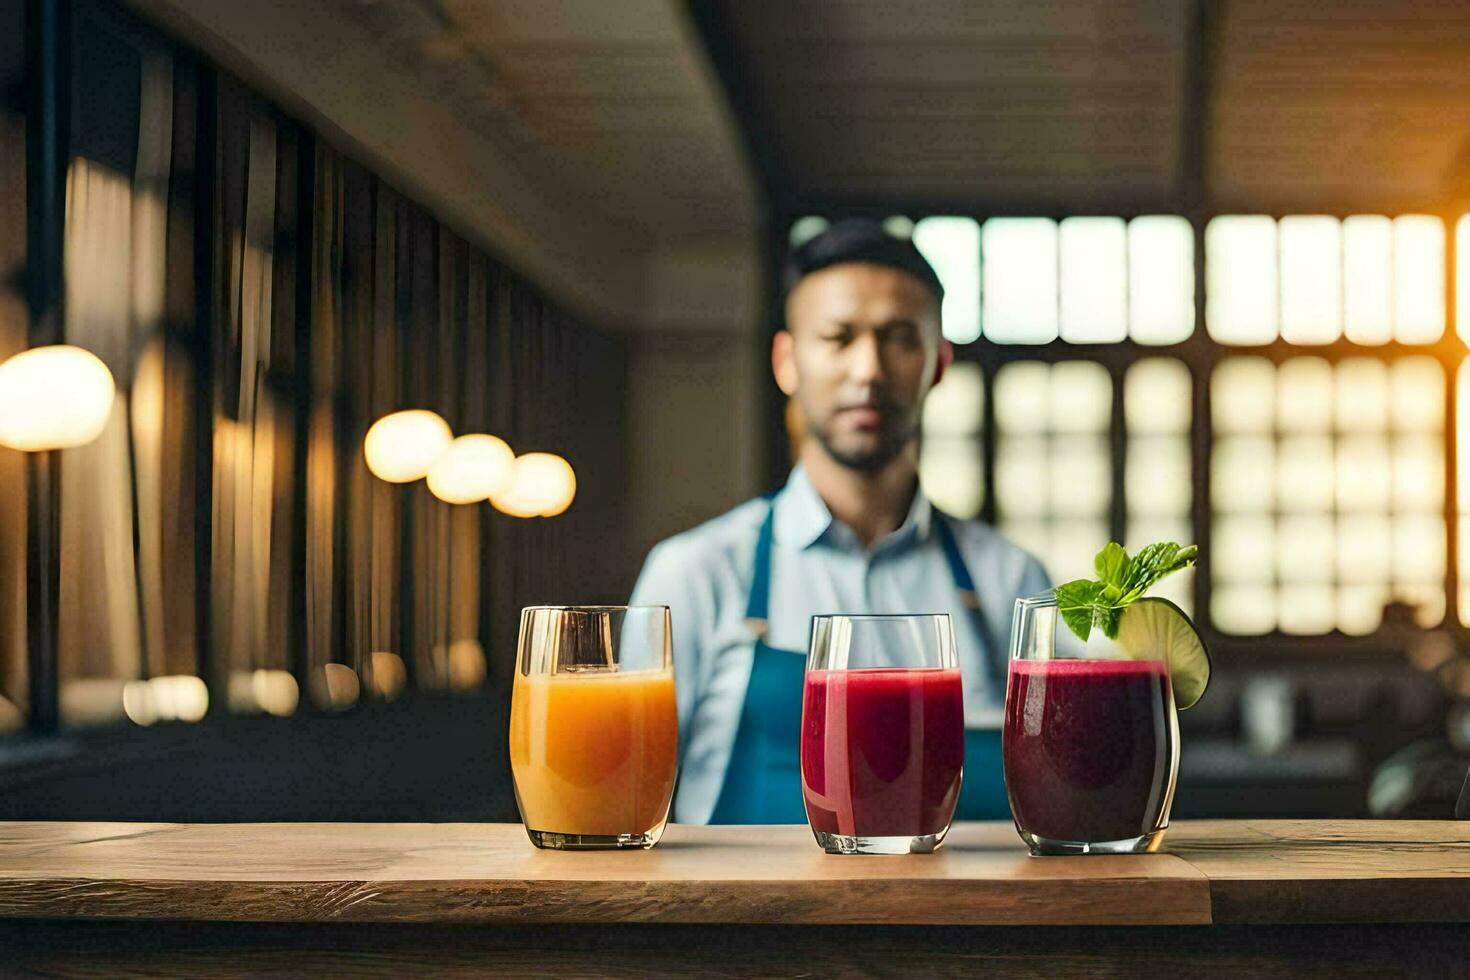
[1003,593,1180,855]
[801,614,964,855]
[509,605,677,850]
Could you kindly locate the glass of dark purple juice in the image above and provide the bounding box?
[1002,594,1179,855]
[801,614,964,855]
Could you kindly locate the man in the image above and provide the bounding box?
[631,219,1050,825]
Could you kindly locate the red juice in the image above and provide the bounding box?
[800,668,964,839]
[1003,659,1178,844]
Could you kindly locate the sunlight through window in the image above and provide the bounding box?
[1059,217,1127,343]
[1127,216,1194,345]
[913,216,981,345]
[1279,216,1341,344]
[982,218,1058,344]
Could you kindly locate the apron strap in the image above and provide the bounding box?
[743,493,779,640]
[933,513,1003,691]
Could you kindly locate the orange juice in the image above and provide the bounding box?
[509,668,678,838]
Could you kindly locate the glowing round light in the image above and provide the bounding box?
[426,433,514,504]
[491,452,576,518]
[310,662,361,711]
[0,345,116,451]
[363,410,452,483]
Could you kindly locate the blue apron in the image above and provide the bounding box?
[707,499,1011,823]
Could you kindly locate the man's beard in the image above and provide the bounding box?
[810,417,917,473]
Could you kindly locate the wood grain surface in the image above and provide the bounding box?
[0,820,1465,928]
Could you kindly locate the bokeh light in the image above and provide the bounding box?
[491,452,577,518]
[363,410,452,483]
[426,433,514,504]
[0,345,116,451]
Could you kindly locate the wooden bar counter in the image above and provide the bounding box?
[0,820,1465,975]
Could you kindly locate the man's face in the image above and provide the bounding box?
[774,262,950,471]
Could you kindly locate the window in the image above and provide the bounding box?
[794,210,1464,642]
[980,216,1195,346]
[993,360,1111,584]
[1207,214,1446,345]
[1211,357,1445,634]
[919,361,984,518]
[1125,358,1194,615]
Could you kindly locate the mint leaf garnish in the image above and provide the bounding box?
[1056,541,1197,642]
[1056,579,1107,640]
[1093,542,1130,591]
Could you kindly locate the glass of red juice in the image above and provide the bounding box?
[800,614,964,855]
[1002,594,1179,855]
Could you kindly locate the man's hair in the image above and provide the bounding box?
[781,218,945,313]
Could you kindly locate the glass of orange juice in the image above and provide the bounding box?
[509,605,678,849]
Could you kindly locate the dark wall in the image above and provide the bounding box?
[0,0,628,821]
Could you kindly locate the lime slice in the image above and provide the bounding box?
[1115,597,1211,710]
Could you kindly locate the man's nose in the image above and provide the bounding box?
[846,332,886,384]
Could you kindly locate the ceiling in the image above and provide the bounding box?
[336,0,755,242]
[138,0,1470,327]
[713,0,1470,217]
[133,0,760,331]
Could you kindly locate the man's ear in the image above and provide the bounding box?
[772,330,799,396]
[933,339,954,387]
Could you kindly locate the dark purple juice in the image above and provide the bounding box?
[801,668,963,838]
[1003,659,1177,844]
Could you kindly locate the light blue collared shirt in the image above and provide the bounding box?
[630,464,1051,823]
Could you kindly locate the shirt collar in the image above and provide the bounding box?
[772,463,934,553]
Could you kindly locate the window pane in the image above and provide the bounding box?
[1212,436,1275,513]
[1339,586,1389,636]
[1392,215,1444,343]
[1390,357,1444,433]
[1049,360,1111,433]
[1206,215,1277,344]
[1278,584,1336,635]
[1343,215,1392,344]
[789,215,828,248]
[913,216,981,345]
[1125,357,1191,435]
[919,362,985,521]
[996,439,1048,518]
[1277,436,1334,512]
[1335,358,1387,433]
[1059,217,1126,343]
[1336,436,1392,513]
[1127,436,1191,514]
[1214,515,1275,582]
[1277,357,1333,433]
[1212,356,1275,434]
[1048,518,1110,585]
[1392,435,1444,511]
[883,215,914,239]
[1336,515,1391,584]
[1128,216,1194,345]
[993,360,1048,434]
[920,436,984,519]
[982,218,1058,344]
[1393,514,1446,589]
[1279,215,1341,344]
[1277,515,1335,584]
[1459,215,1470,342]
[1050,437,1110,515]
[1213,584,1274,634]
[923,361,983,437]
